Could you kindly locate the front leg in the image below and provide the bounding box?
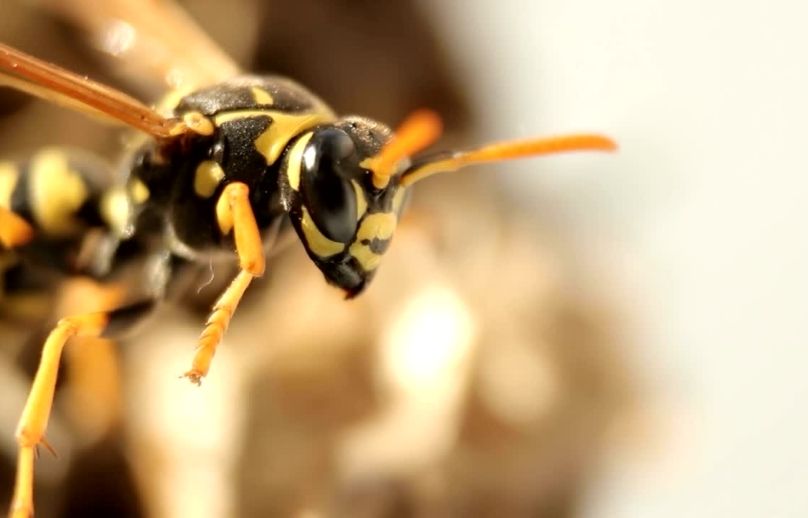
[183,182,265,384]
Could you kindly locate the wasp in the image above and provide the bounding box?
[0,3,616,516]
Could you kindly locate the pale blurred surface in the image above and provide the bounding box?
[428,1,808,517]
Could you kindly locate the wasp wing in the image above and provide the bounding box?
[37,0,241,94]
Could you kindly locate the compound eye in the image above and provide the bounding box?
[301,128,358,242]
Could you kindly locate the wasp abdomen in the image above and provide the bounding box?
[0,148,123,242]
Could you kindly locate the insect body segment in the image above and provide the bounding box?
[0,149,125,283]
[0,150,113,241]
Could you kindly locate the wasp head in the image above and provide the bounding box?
[279,108,616,297]
[279,116,409,297]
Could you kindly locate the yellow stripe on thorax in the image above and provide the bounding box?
[213,109,335,166]
[251,87,275,105]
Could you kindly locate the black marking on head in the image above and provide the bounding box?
[360,237,392,254]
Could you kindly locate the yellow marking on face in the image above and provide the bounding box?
[352,181,368,220]
[212,109,335,166]
[356,212,397,242]
[194,160,226,198]
[392,187,407,214]
[29,150,88,237]
[348,212,397,271]
[182,111,215,136]
[301,207,344,258]
[349,241,382,271]
[129,178,150,204]
[100,187,131,237]
[251,86,274,105]
[0,161,19,209]
[285,131,314,191]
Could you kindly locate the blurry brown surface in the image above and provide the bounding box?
[251,0,471,130]
[0,1,633,517]
[228,177,630,518]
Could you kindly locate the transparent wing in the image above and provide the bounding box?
[36,0,241,93]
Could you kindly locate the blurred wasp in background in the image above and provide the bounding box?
[0,1,624,516]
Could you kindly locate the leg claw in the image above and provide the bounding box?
[181,370,204,386]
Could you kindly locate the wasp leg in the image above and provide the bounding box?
[8,299,157,518]
[183,182,264,385]
[0,207,34,249]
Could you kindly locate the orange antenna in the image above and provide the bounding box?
[0,43,186,138]
[400,133,617,187]
[362,109,443,188]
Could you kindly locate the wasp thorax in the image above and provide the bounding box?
[280,117,407,296]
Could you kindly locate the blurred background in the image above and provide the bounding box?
[1,0,806,517]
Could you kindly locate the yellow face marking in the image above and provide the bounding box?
[100,187,131,237]
[29,150,88,237]
[301,207,344,258]
[348,212,397,272]
[392,187,407,214]
[349,241,383,271]
[212,109,335,166]
[352,181,368,220]
[129,178,150,204]
[0,161,19,209]
[285,131,314,191]
[194,160,226,198]
[251,86,274,105]
[356,212,397,242]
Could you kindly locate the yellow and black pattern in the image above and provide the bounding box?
[277,116,409,296]
[0,149,118,267]
[0,148,127,315]
[127,75,338,255]
[0,150,110,238]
